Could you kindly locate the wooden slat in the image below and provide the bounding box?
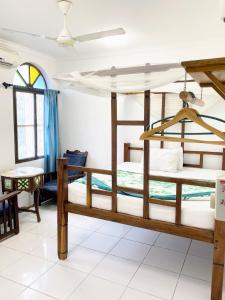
[86,173,92,208]
[117,120,145,126]
[144,135,225,146]
[124,143,131,162]
[160,93,166,149]
[129,146,143,151]
[8,199,13,231]
[3,201,7,234]
[66,203,214,243]
[184,150,223,156]
[67,165,113,175]
[186,65,225,73]
[57,158,69,260]
[143,90,150,219]
[181,103,186,149]
[116,185,143,195]
[205,71,225,101]
[92,189,112,197]
[148,198,176,207]
[0,191,20,203]
[149,174,215,187]
[223,149,225,171]
[200,154,204,168]
[183,163,201,168]
[175,183,182,225]
[111,92,117,212]
[125,146,224,157]
[201,81,225,88]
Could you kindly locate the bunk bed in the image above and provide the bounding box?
[57,57,225,300]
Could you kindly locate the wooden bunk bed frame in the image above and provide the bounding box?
[58,57,225,300]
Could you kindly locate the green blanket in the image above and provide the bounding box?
[77,170,214,201]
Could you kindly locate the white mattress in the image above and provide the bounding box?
[68,163,225,230]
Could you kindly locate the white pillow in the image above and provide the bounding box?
[141,147,183,172]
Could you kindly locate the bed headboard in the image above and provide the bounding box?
[124,143,225,170]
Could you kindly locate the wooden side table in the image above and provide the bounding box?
[1,167,44,222]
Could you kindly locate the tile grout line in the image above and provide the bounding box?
[64,220,133,300]
[5,210,217,300]
[171,239,193,300]
[117,235,158,300]
[13,285,58,300]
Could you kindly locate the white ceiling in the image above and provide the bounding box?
[0,0,224,59]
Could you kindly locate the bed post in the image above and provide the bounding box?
[124,143,131,162]
[181,101,186,149]
[57,158,68,260]
[143,90,150,218]
[222,148,225,170]
[211,220,225,300]
[111,92,117,212]
[160,92,166,149]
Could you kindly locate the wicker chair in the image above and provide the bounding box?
[0,191,20,241]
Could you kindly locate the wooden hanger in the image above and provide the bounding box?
[140,107,225,146]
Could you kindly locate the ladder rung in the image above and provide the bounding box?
[116,120,145,126]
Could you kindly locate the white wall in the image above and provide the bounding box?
[59,87,225,171]
[0,39,57,204]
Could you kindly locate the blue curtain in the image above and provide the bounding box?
[44,89,60,173]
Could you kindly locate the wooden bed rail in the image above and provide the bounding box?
[124,142,225,170]
[67,165,113,175]
[60,160,216,229]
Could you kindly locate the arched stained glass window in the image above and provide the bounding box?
[14,63,47,90]
[13,63,47,163]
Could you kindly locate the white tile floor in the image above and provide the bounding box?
[0,204,225,300]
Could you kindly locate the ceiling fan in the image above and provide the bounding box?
[179,72,205,107]
[1,0,126,47]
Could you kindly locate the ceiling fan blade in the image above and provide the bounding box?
[1,28,56,41]
[74,28,126,42]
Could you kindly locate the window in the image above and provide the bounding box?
[13,63,47,163]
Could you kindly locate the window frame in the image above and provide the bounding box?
[13,63,47,164]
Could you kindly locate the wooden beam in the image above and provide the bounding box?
[92,189,112,197]
[148,174,215,188]
[86,173,92,208]
[66,203,214,243]
[116,185,143,195]
[57,158,69,260]
[111,92,117,212]
[124,143,131,162]
[204,71,225,100]
[200,82,225,88]
[182,57,225,73]
[222,149,225,171]
[148,198,176,207]
[160,93,166,148]
[175,183,182,225]
[211,220,225,300]
[67,166,113,175]
[143,135,225,146]
[143,91,150,219]
[116,120,145,126]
